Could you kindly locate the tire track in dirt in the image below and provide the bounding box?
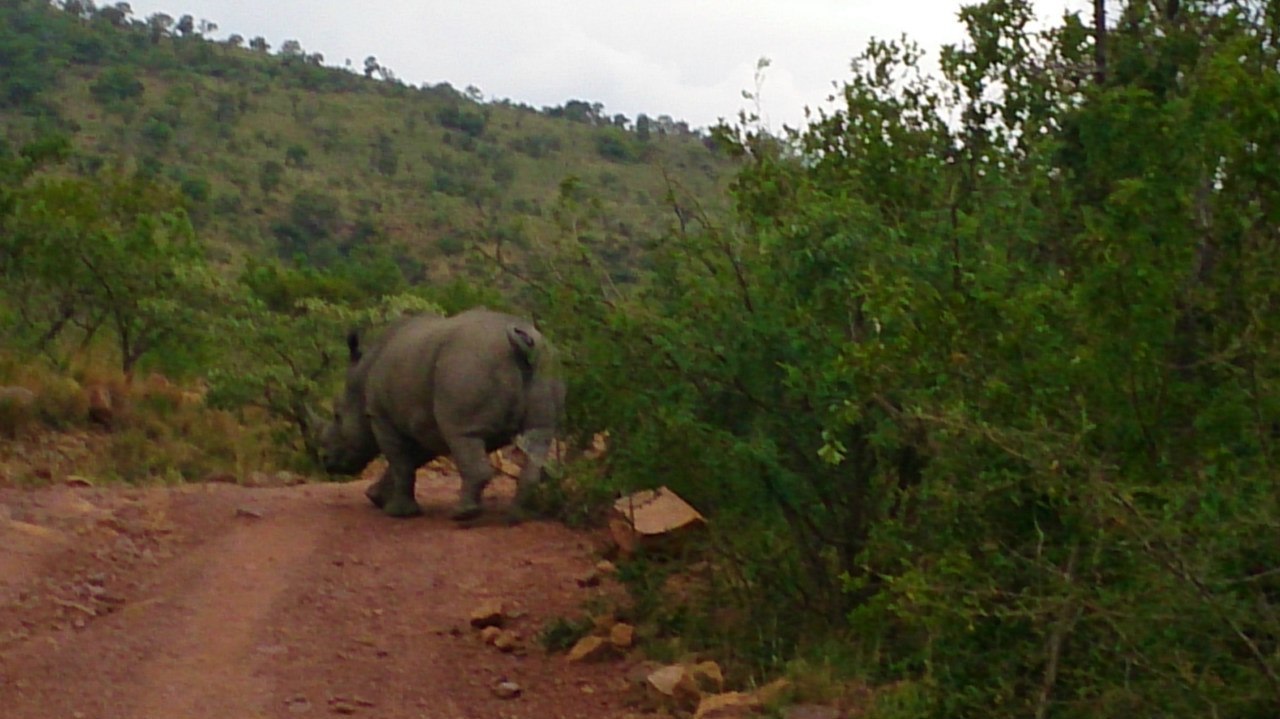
[1,476,635,719]
[124,487,327,719]
[0,484,330,719]
[257,473,633,718]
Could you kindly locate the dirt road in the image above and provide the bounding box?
[0,467,634,719]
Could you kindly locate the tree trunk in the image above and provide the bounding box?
[1093,0,1107,84]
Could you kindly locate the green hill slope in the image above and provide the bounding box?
[1,0,737,284]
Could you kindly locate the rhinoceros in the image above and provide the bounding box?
[319,308,564,520]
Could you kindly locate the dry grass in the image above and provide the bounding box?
[0,351,304,488]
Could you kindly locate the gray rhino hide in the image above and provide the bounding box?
[320,308,564,520]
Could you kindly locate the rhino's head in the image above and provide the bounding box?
[318,330,380,475]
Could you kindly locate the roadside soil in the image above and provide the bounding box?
[0,463,636,719]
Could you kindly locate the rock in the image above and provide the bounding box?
[493,629,522,653]
[782,705,844,719]
[625,660,663,687]
[493,448,523,477]
[611,487,705,555]
[608,518,641,555]
[646,664,688,695]
[595,560,618,575]
[63,475,93,488]
[235,506,264,519]
[609,622,635,650]
[566,635,612,663]
[584,431,610,459]
[591,612,618,633]
[469,600,506,628]
[689,661,724,692]
[646,664,702,711]
[326,695,372,714]
[753,678,794,706]
[276,471,308,486]
[694,692,762,719]
[479,626,503,644]
[493,680,522,699]
[283,695,312,714]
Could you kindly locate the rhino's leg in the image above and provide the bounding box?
[371,418,425,518]
[365,466,393,508]
[510,429,554,521]
[447,436,493,521]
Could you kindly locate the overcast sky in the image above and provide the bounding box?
[120,0,1086,131]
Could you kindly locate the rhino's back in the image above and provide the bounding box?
[364,309,547,443]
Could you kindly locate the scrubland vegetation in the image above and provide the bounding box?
[4,0,1279,716]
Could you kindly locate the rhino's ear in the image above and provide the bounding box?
[346,330,362,364]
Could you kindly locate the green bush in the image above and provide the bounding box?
[32,377,87,430]
[0,389,36,438]
[594,128,641,163]
[537,615,594,653]
[436,104,486,137]
[529,2,1280,716]
[140,118,173,147]
[89,66,144,105]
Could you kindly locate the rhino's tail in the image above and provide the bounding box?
[506,324,542,367]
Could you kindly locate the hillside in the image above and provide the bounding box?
[0,0,738,284]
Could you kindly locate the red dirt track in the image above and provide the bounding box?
[0,469,633,718]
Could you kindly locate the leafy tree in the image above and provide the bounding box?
[140,117,173,148]
[528,1,1280,716]
[594,128,641,163]
[145,12,172,44]
[284,143,308,167]
[89,66,143,105]
[96,3,130,27]
[258,159,283,195]
[4,170,219,373]
[634,113,652,140]
[208,264,439,463]
[436,104,487,137]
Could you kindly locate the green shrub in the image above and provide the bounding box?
[0,388,36,438]
[140,117,174,147]
[529,4,1280,715]
[537,615,593,653]
[32,377,87,430]
[89,66,144,105]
